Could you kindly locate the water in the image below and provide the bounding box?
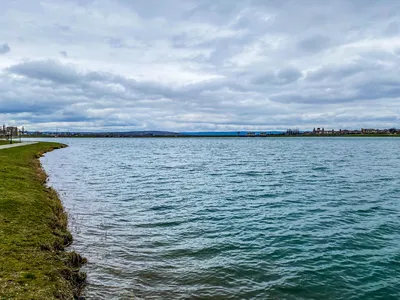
[39,138,400,299]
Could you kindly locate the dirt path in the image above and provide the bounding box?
[0,142,38,150]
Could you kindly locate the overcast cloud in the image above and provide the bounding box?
[1,0,400,131]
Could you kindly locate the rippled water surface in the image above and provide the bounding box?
[39,138,400,299]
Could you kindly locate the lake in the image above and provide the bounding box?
[38,137,400,299]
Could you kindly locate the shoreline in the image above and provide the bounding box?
[20,134,400,139]
[0,142,86,299]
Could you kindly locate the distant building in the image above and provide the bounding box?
[361,128,377,134]
[313,127,324,135]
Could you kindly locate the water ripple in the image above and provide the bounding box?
[39,137,400,299]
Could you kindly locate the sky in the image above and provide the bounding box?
[1,0,400,132]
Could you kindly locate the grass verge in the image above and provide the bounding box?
[0,142,86,299]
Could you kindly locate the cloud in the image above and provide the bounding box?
[0,43,10,54]
[384,21,399,36]
[276,67,303,84]
[305,61,380,82]
[252,67,302,85]
[60,51,68,58]
[297,35,331,53]
[8,60,80,84]
[106,37,126,49]
[1,0,400,131]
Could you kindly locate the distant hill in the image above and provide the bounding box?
[181,131,284,136]
[27,130,289,137]
[121,131,183,136]
[32,131,184,137]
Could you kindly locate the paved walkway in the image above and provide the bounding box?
[0,142,38,150]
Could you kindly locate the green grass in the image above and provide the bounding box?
[0,142,86,299]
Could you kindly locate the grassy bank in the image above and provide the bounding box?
[0,142,86,299]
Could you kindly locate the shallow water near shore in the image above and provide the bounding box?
[38,137,400,299]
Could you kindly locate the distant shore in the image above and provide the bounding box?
[0,142,86,299]
[20,134,400,138]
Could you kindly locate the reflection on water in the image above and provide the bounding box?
[40,138,400,299]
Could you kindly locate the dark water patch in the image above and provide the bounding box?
[135,220,186,228]
[237,170,264,176]
[149,205,176,211]
[312,166,329,171]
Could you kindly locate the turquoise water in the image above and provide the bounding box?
[39,138,400,299]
